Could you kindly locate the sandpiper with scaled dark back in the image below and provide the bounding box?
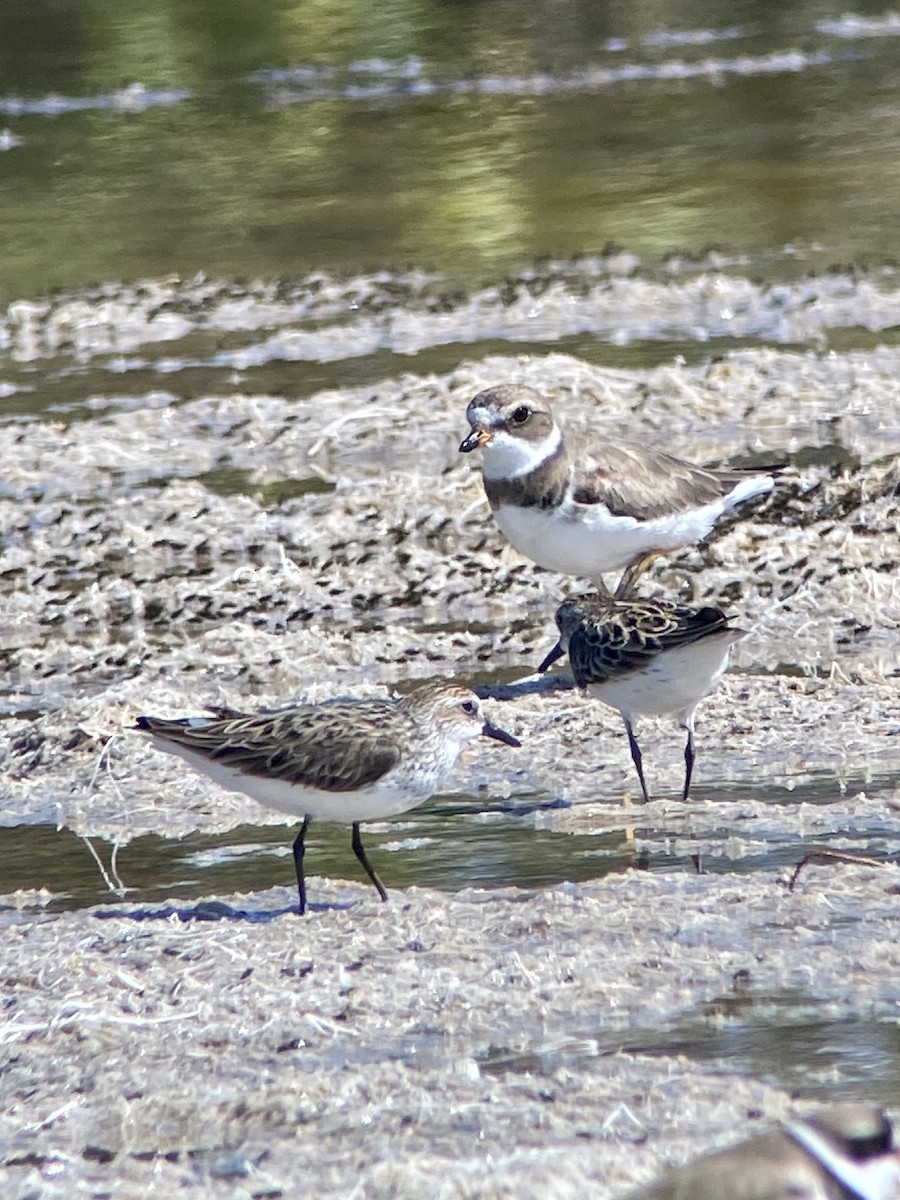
[539,595,744,803]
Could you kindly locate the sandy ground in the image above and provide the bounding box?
[3,865,899,1199]
[2,279,900,1195]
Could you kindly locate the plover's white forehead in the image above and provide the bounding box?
[466,403,498,428]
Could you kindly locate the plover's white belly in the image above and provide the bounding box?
[148,740,438,824]
[589,635,735,720]
[494,498,726,576]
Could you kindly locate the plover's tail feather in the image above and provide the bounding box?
[718,468,778,511]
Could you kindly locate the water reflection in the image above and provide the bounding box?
[3,1,900,294]
[3,760,897,908]
[2,0,898,1145]
[478,1013,900,1107]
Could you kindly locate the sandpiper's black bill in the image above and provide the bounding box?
[536,642,565,673]
[482,721,521,748]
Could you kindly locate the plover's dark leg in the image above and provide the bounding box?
[593,576,614,600]
[624,719,650,804]
[351,822,388,903]
[292,815,312,915]
[614,552,659,599]
[682,724,696,802]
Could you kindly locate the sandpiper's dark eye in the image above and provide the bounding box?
[461,700,478,715]
[510,405,530,425]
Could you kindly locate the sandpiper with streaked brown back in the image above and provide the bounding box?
[459,384,780,597]
[135,682,520,914]
[538,595,744,803]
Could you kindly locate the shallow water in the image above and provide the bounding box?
[4,800,899,1117]
[479,1013,900,1109]
[3,1,900,303]
[5,758,898,908]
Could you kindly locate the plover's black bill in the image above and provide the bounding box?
[537,641,566,673]
[482,721,521,747]
[459,428,491,453]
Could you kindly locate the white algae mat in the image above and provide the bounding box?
[2,283,900,1197]
[3,867,900,1199]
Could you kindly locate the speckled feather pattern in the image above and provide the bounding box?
[136,683,520,911]
[556,597,737,687]
[136,682,487,794]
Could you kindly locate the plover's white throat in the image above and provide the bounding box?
[538,595,744,803]
[628,1103,900,1200]
[135,682,520,914]
[460,384,780,597]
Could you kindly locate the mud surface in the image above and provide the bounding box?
[5,3,900,1190]
[3,344,899,840]
[4,866,900,1199]
[2,268,900,1197]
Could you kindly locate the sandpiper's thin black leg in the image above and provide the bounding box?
[624,719,650,804]
[292,816,311,915]
[351,822,388,903]
[682,726,695,803]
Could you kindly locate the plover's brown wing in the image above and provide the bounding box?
[573,443,762,520]
[567,599,734,685]
[135,703,402,792]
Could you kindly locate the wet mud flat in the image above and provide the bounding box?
[2,269,900,1196]
[3,866,900,1200]
[3,342,899,839]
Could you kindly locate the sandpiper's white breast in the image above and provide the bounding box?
[589,632,737,721]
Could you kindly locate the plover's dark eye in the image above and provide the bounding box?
[510,405,530,425]
[461,700,478,715]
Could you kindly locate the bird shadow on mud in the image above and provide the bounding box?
[92,897,349,923]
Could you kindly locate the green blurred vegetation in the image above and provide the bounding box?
[1,0,899,297]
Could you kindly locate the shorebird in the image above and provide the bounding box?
[627,1103,900,1200]
[459,384,779,597]
[135,682,520,913]
[538,595,743,803]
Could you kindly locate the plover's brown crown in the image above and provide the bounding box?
[463,384,776,520]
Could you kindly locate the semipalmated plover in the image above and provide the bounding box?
[628,1103,900,1200]
[459,384,779,596]
[538,595,743,803]
[135,683,520,914]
